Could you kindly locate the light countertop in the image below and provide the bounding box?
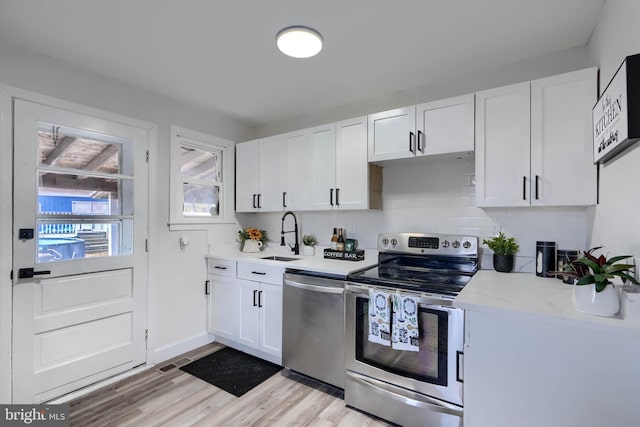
[206,245,378,278]
[454,270,640,334]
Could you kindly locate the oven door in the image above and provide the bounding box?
[345,283,464,407]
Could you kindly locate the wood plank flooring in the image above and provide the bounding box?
[68,343,394,426]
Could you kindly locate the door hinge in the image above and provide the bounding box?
[145,239,148,252]
[146,150,149,163]
[145,329,148,342]
[10,270,13,280]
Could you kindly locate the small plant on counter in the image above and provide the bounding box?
[302,234,318,247]
[238,227,268,244]
[561,246,639,292]
[482,232,520,255]
[483,232,519,273]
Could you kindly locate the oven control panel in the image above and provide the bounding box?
[378,232,478,256]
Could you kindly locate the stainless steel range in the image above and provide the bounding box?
[345,232,478,427]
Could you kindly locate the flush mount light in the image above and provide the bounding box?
[276,26,323,58]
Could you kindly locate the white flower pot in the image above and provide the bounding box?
[242,239,263,253]
[303,245,315,256]
[572,283,620,317]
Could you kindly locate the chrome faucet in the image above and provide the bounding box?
[281,211,299,255]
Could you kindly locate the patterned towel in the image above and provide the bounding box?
[392,293,420,352]
[368,290,391,346]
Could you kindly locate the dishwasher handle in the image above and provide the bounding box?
[284,278,344,295]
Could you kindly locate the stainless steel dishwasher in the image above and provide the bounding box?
[283,270,345,389]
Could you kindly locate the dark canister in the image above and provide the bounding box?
[557,249,579,284]
[536,241,556,277]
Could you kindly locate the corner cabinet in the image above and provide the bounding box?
[235,261,283,365]
[475,67,597,207]
[367,94,475,163]
[206,257,237,344]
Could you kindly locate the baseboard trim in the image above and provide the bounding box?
[149,332,214,364]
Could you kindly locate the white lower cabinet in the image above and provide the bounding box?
[235,262,283,364]
[206,258,237,344]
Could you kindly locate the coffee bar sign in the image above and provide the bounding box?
[593,53,640,163]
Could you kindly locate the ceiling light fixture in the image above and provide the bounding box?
[276,26,323,58]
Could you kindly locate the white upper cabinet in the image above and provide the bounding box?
[475,82,531,207]
[310,123,338,210]
[367,107,416,162]
[416,94,475,156]
[285,129,313,211]
[368,95,475,163]
[530,68,597,206]
[336,116,375,210]
[235,140,260,212]
[259,135,287,212]
[475,67,597,207]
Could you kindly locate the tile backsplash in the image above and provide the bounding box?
[238,156,592,273]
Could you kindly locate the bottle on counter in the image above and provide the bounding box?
[331,228,338,250]
[337,228,345,251]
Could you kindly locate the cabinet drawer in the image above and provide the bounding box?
[237,262,284,285]
[207,258,236,277]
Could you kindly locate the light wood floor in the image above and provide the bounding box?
[69,343,394,427]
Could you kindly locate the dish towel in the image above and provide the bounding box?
[368,289,391,346]
[392,293,420,352]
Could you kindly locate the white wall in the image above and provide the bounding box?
[588,0,640,268]
[241,46,596,272]
[0,41,254,402]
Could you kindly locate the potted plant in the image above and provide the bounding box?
[302,234,318,256]
[237,227,268,253]
[561,246,639,317]
[482,232,519,273]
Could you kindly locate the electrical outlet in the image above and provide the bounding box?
[348,222,357,235]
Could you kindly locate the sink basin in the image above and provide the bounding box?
[260,256,299,262]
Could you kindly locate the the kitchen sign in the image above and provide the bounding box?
[593,53,640,163]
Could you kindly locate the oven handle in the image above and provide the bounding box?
[285,279,344,295]
[346,283,455,308]
[345,370,463,416]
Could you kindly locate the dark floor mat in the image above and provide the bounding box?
[179,347,283,397]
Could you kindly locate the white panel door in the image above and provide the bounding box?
[531,68,597,206]
[258,282,282,360]
[285,130,312,210]
[207,274,236,341]
[416,94,475,156]
[12,99,148,403]
[235,278,259,350]
[235,140,260,212]
[310,124,337,210]
[335,116,368,210]
[259,135,287,212]
[367,106,416,162]
[475,82,531,207]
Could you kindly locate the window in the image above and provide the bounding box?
[169,125,234,227]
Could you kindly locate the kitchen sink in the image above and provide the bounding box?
[260,256,299,262]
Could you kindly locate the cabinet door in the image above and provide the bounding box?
[336,116,369,210]
[235,140,260,212]
[416,94,475,156]
[235,278,259,350]
[531,68,597,206]
[258,282,282,359]
[259,135,287,211]
[475,82,531,207]
[310,123,337,210]
[285,129,313,210]
[207,274,235,341]
[367,106,416,162]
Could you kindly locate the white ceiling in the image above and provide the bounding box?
[0,0,604,126]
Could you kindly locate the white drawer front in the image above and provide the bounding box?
[237,262,284,285]
[207,258,236,277]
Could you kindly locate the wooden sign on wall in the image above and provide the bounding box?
[593,53,640,163]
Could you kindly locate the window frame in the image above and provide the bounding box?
[169,125,234,228]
